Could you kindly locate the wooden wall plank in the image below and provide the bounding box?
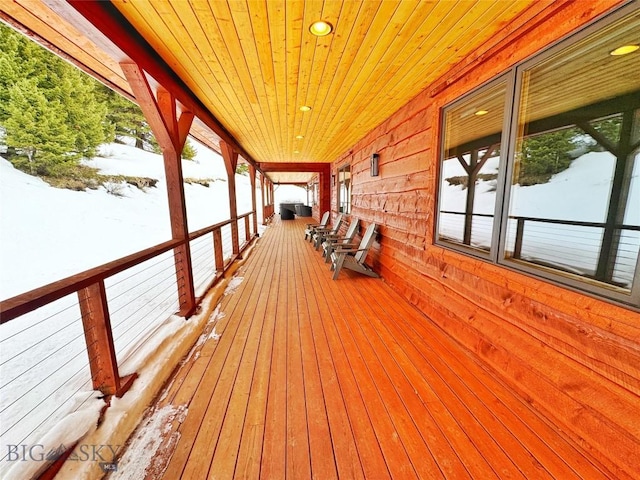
[324,1,640,478]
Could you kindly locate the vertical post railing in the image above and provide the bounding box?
[250,165,258,233]
[513,217,525,259]
[77,281,137,397]
[213,227,224,273]
[245,215,251,243]
[121,62,196,318]
[260,174,266,225]
[221,141,240,255]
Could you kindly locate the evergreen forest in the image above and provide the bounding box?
[0,24,196,189]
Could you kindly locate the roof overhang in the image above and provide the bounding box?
[1,0,559,183]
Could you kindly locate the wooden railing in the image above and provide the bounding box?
[263,203,275,223]
[0,211,258,399]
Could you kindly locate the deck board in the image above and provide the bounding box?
[132,217,612,480]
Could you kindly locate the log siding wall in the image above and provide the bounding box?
[327,1,640,478]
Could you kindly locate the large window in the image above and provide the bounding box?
[436,7,640,306]
[307,181,318,206]
[437,78,509,257]
[338,164,351,214]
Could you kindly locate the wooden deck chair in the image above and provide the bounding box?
[330,222,379,280]
[322,217,359,262]
[304,211,330,241]
[312,213,344,250]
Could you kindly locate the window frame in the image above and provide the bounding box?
[435,4,640,308]
[434,73,514,263]
[309,181,318,206]
[337,163,352,214]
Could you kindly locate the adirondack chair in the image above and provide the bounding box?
[330,222,379,280]
[322,217,359,262]
[312,213,344,250]
[304,211,330,241]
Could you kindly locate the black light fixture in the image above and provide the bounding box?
[370,153,379,177]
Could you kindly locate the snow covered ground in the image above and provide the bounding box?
[0,140,259,477]
[0,141,256,299]
[439,150,640,287]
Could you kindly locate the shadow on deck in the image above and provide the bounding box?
[119,217,611,479]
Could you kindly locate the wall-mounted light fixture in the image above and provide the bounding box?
[370,153,380,177]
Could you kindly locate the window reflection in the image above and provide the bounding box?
[437,80,507,253]
[338,164,351,214]
[505,11,640,292]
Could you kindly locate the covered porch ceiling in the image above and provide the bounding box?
[1,0,545,183]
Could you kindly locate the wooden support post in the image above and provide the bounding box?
[260,174,267,225]
[213,228,224,272]
[463,150,479,245]
[270,181,275,214]
[513,218,525,260]
[245,216,251,243]
[78,281,137,397]
[121,62,196,317]
[249,165,258,234]
[319,164,331,220]
[596,109,635,281]
[221,141,240,254]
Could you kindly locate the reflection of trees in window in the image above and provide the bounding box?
[437,79,507,255]
[506,14,640,293]
[518,128,579,185]
[437,7,640,304]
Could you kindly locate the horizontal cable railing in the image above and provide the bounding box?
[507,216,639,288]
[0,295,94,463]
[221,223,234,264]
[0,211,257,467]
[238,216,247,249]
[439,210,639,288]
[106,250,180,366]
[189,233,218,298]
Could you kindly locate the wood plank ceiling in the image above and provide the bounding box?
[2,0,547,182]
[110,0,541,167]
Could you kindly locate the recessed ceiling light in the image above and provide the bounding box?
[474,109,489,116]
[299,105,312,112]
[294,150,300,154]
[295,135,304,139]
[309,21,333,37]
[610,44,639,56]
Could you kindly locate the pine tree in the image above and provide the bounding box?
[0,24,109,176]
[98,85,158,150]
[182,139,197,160]
[4,78,76,175]
[519,128,578,185]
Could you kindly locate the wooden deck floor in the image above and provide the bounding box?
[135,217,612,479]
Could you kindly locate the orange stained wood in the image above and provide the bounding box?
[131,217,618,480]
[109,0,546,166]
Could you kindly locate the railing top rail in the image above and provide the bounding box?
[0,238,180,324]
[2,209,259,324]
[440,210,494,218]
[508,216,640,231]
[440,210,640,231]
[188,211,255,242]
[189,218,235,241]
